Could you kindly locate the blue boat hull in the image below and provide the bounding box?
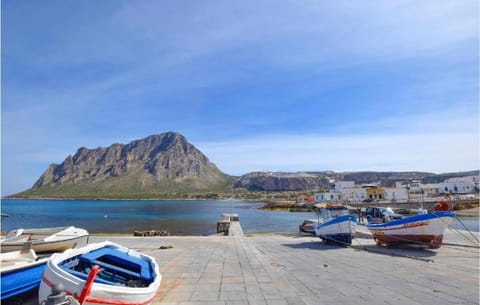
[319,233,353,245]
[1,261,47,300]
[314,215,357,245]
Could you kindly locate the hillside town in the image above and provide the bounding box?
[299,175,479,205]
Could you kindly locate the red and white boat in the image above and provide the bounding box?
[365,201,454,249]
[39,241,161,305]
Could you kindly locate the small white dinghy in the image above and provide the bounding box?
[1,226,89,253]
[39,241,161,305]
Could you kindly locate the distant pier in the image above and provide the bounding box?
[216,213,239,235]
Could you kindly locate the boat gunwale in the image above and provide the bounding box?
[365,211,454,229]
[45,241,161,293]
[1,234,88,247]
[314,215,357,230]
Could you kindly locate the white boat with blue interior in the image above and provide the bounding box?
[39,241,161,305]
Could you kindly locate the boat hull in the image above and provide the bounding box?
[1,235,89,253]
[314,215,357,245]
[299,226,316,235]
[299,221,317,235]
[39,241,161,305]
[1,252,48,300]
[1,226,89,253]
[365,211,454,248]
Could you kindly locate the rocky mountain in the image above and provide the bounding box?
[16,132,232,198]
[234,172,329,191]
[12,131,478,198]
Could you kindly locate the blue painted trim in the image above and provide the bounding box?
[1,262,47,300]
[318,233,353,244]
[302,229,316,235]
[366,211,454,229]
[315,215,357,229]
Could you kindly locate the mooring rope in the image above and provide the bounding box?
[453,215,479,244]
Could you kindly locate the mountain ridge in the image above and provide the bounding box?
[9,131,479,199]
[16,132,233,198]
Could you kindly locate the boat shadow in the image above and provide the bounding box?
[351,244,439,259]
[1,288,38,305]
[282,241,351,251]
[282,238,440,258]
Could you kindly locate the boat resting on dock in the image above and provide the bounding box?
[314,204,357,245]
[1,226,89,253]
[39,241,161,305]
[1,247,49,300]
[365,201,454,249]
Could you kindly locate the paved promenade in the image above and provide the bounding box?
[88,223,480,305]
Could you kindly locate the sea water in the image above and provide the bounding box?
[0,199,316,235]
[1,199,478,235]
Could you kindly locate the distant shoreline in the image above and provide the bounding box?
[3,197,478,218]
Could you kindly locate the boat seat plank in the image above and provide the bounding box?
[80,248,152,282]
[90,259,142,280]
[61,267,122,286]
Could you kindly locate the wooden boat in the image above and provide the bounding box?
[314,204,357,245]
[1,247,50,300]
[1,226,89,253]
[365,201,454,249]
[39,241,161,305]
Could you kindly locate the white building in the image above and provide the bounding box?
[441,176,478,194]
[315,192,341,202]
[339,187,367,203]
[383,187,409,202]
[334,181,355,192]
[441,181,475,194]
[421,183,443,196]
[444,176,478,183]
[407,181,422,191]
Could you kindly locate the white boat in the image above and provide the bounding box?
[314,204,357,245]
[365,201,454,249]
[1,226,89,253]
[39,241,161,305]
[1,247,50,300]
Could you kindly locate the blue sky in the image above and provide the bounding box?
[2,0,479,195]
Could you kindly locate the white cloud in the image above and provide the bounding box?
[198,132,478,175]
[196,109,479,175]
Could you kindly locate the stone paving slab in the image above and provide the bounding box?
[86,223,479,305]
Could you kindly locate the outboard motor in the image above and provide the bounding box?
[41,283,79,305]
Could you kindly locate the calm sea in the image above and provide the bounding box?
[1,199,478,235]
